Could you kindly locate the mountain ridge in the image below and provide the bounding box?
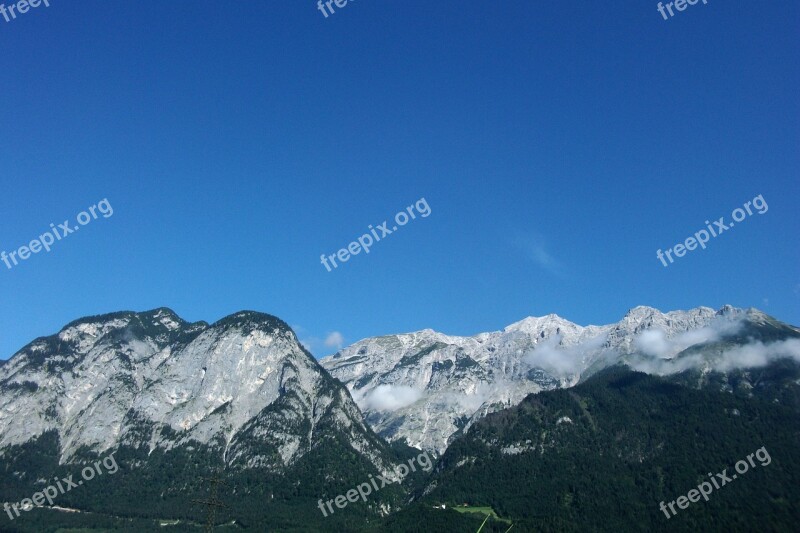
[0,307,398,475]
[321,305,799,452]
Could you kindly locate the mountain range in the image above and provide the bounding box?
[320,305,799,453]
[1,305,798,531]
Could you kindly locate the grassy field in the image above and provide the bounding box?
[452,506,512,525]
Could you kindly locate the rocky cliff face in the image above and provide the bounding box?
[321,305,800,453]
[0,308,395,475]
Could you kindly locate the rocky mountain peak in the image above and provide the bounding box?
[211,310,294,337]
[503,314,581,337]
[0,308,396,477]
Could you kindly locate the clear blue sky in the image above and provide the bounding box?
[1,0,798,359]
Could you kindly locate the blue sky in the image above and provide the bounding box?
[1,0,798,359]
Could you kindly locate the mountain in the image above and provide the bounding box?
[321,306,800,453]
[386,365,800,532]
[2,305,798,531]
[0,309,411,531]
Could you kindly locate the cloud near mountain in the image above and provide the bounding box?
[353,384,424,411]
[631,337,800,376]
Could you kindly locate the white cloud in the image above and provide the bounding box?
[522,333,608,378]
[353,384,423,412]
[523,335,578,376]
[630,338,800,376]
[714,339,800,372]
[510,232,565,277]
[634,330,671,358]
[324,331,344,349]
[632,319,742,360]
[293,326,345,356]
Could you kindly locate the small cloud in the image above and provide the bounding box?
[634,330,671,359]
[632,319,742,360]
[294,327,344,356]
[529,243,559,271]
[522,333,607,378]
[324,331,344,349]
[353,385,423,411]
[510,232,565,277]
[523,335,578,376]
